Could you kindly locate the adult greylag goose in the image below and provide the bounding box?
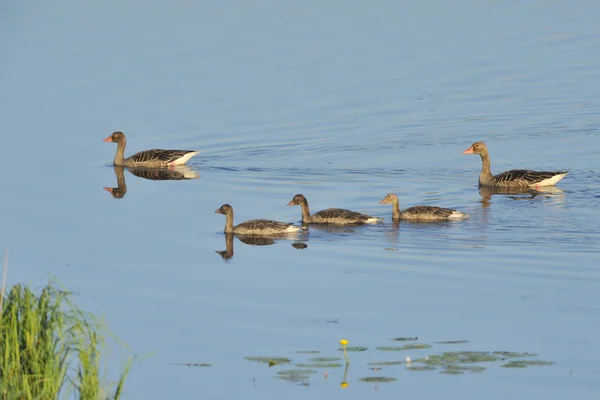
[287,194,380,225]
[215,204,301,236]
[379,193,469,221]
[103,131,199,167]
[462,142,568,188]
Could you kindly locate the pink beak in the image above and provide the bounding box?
[103,187,113,193]
[102,135,113,142]
[462,146,474,154]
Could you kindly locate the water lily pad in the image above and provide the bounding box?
[368,361,404,366]
[501,360,554,368]
[376,343,431,351]
[296,350,320,354]
[175,363,211,367]
[440,369,464,375]
[390,336,418,341]
[358,376,397,383]
[405,365,437,371]
[245,356,291,366]
[493,351,538,358]
[295,363,342,368]
[277,369,318,376]
[442,351,500,363]
[435,340,469,345]
[309,357,341,362]
[442,365,486,374]
[276,369,315,383]
[338,346,367,352]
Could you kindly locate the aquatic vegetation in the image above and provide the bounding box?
[390,336,419,341]
[253,336,555,386]
[276,369,317,384]
[176,363,211,367]
[340,339,350,363]
[435,340,469,345]
[0,280,132,399]
[501,360,554,368]
[493,351,537,358]
[295,363,342,368]
[244,356,291,366]
[337,346,367,352]
[309,357,342,362]
[376,343,432,351]
[368,361,405,366]
[358,376,397,383]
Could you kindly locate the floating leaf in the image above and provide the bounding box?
[441,351,500,363]
[338,346,367,352]
[295,363,342,368]
[245,356,291,366]
[440,369,463,375]
[493,351,538,358]
[175,363,211,367]
[368,361,404,366]
[442,365,486,374]
[501,360,554,368]
[405,365,437,371]
[390,337,418,341]
[435,340,469,345]
[309,357,341,362]
[296,350,320,354]
[276,370,313,383]
[359,377,397,383]
[277,369,317,376]
[376,344,431,351]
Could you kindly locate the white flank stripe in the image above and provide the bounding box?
[170,151,199,165]
[533,172,568,187]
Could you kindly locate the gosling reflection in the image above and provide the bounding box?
[479,185,564,207]
[215,233,307,261]
[104,165,200,199]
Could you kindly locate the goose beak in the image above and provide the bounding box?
[102,135,113,142]
[103,187,113,193]
[378,199,386,204]
[287,200,295,206]
[214,208,223,214]
[462,146,474,154]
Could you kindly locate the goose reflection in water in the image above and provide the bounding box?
[215,233,308,261]
[478,185,564,208]
[104,165,199,199]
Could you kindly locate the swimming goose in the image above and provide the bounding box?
[287,194,380,225]
[379,193,469,221]
[462,142,568,188]
[215,204,301,236]
[103,131,199,167]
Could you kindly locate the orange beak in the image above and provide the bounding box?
[102,135,113,142]
[462,146,474,154]
[103,187,113,193]
[287,200,295,206]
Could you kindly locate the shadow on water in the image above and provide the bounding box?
[215,233,308,262]
[478,186,565,208]
[103,165,200,199]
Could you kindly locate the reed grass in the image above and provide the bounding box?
[0,252,132,399]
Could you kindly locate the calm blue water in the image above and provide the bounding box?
[1,1,599,398]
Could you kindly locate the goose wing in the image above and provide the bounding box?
[493,169,567,186]
[236,219,294,231]
[314,208,371,222]
[403,206,456,218]
[127,149,197,164]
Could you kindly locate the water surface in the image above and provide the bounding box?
[1,1,599,399]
